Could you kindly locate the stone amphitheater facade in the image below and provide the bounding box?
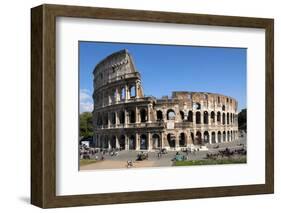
[92,49,239,151]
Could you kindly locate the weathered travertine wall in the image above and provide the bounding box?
[92,49,239,151]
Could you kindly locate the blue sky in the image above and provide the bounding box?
[79,41,246,113]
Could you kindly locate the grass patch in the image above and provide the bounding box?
[174,157,246,166]
[80,159,97,166]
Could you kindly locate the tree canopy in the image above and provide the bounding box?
[79,112,93,139]
[238,108,247,132]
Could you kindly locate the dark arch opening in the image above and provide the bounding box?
[119,135,126,150]
[204,111,208,124]
[218,131,222,143]
[140,134,148,150]
[119,111,125,124]
[179,133,186,147]
[211,132,216,143]
[140,108,147,123]
[129,110,135,123]
[196,111,201,124]
[203,131,209,143]
[180,111,185,120]
[188,111,193,122]
[217,111,221,122]
[211,111,215,123]
[129,135,136,150]
[167,133,176,148]
[156,110,163,121]
[222,113,226,125]
[195,131,202,145]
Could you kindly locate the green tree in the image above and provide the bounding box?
[79,112,93,139]
[238,108,247,132]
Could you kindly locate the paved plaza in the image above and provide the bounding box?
[80,135,246,171]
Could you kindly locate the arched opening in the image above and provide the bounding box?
[227,131,230,141]
[167,109,176,120]
[121,87,126,100]
[222,113,226,125]
[180,111,185,120]
[195,131,202,144]
[204,111,208,124]
[97,113,102,126]
[211,111,215,123]
[103,135,108,149]
[103,113,108,125]
[111,112,116,124]
[167,133,176,148]
[119,135,126,150]
[140,108,147,123]
[203,131,209,143]
[188,111,193,122]
[211,132,216,143]
[110,136,117,149]
[222,105,226,111]
[230,113,233,123]
[196,111,201,124]
[231,131,233,141]
[129,110,135,123]
[152,134,160,149]
[191,132,194,144]
[140,134,148,150]
[179,133,186,147]
[156,110,163,121]
[119,111,125,124]
[223,131,226,142]
[227,113,229,124]
[217,111,221,123]
[218,131,222,143]
[129,85,136,98]
[129,135,136,150]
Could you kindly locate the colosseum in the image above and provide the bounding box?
[92,49,239,151]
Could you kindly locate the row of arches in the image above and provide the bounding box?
[95,130,238,150]
[95,83,139,107]
[96,108,237,126]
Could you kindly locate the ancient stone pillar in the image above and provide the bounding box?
[125,135,129,150]
[116,137,120,149]
[147,132,151,150]
[136,132,140,150]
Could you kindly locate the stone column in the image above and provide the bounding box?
[125,135,129,150]
[116,137,120,149]
[214,113,217,125]
[108,139,112,150]
[213,132,217,143]
[125,85,129,100]
[135,107,139,123]
[115,111,119,126]
[148,132,151,150]
[136,132,140,150]
[115,88,119,103]
[135,81,139,99]
[124,109,128,127]
[161,132,165,148]
[193,111,196,125]
[175,134,179,149]
[147,104,151,123]
[108,112,111,128]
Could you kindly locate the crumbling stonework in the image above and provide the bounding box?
[92,49,239,151]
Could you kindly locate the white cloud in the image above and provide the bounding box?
[80,89,93,113]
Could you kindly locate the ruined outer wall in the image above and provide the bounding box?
[92,50,239,151]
